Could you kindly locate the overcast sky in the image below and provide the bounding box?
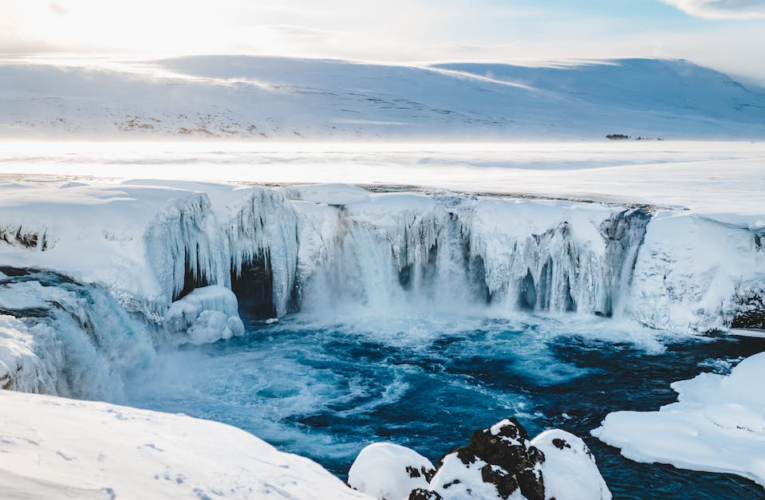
[2,0,764,83]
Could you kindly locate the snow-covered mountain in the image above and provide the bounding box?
[1,56,764,140]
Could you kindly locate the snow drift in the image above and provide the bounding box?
[0,390,367,500]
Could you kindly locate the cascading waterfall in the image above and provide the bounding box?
[0,186,705,401]
[0,268,155,402]
[140,190,653,319]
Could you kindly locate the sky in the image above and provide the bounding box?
[1,0,764,83]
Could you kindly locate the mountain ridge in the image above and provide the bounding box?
[1,55,763,140]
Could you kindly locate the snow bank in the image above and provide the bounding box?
[592,351,765,487]
[531,430,612,500]
[165,286,245,345]
[0,390,368,500]
[348,443,434,500]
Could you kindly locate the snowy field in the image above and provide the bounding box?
[1,140,764,218]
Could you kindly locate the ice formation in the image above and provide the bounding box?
[1,179,763,395]
[592,351,765,487]
[165,285,245,345]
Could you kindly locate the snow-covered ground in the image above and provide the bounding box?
[2,56,765,140]
[0,390,368,499]
[592,351,765,488]
[1,141,763,218]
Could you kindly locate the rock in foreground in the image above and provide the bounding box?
[350,418,611,500]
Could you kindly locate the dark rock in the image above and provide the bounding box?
[552,438,571,450]
[429,418,545,500]
[731,293,765,330]
[409,489,443,500]
[407,465,436,482]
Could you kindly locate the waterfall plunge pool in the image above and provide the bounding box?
[125,313,765,499]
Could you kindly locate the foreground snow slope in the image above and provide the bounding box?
[2,56,764,140]
[592,351,765,488]
[0,390,368,500]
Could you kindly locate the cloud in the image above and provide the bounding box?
[663,0,765,19]
[48,2,69,17]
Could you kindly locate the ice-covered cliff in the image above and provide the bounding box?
[1,179,763,395]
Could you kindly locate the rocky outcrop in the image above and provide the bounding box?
[428,419,545,500]
[348,418,611,500]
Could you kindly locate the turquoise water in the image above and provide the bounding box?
[127,314,765,499]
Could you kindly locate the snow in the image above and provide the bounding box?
[0,390,369,500]
[360,420,611,500]
[0,315,48,393]
[165,286,245,345]
[347,442,434,500]
[531,430,612,500]
[1,141,763,218]
[627,211,765,332]
[592,351,765,487]
[1,56,764,140]
[428,452,525,500]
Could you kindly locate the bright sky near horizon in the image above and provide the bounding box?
[1,0,764,83]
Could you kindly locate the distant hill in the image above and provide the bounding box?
[1,56,763,140]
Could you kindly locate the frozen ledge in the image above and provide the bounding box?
[592,351,765,489]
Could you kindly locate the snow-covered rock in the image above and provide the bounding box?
[593,352,765,488]
[531,430,612,500]
[165,285,245,345]
[0,390,368,500]
[358,419,610,500]
[348,443,435,500]
[427,419,545,500]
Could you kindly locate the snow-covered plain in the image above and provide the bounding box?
[0,390,368,500]
[2,56,765,140]
[592,351,765,488]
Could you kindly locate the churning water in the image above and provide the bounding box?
[126,312,765,499]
